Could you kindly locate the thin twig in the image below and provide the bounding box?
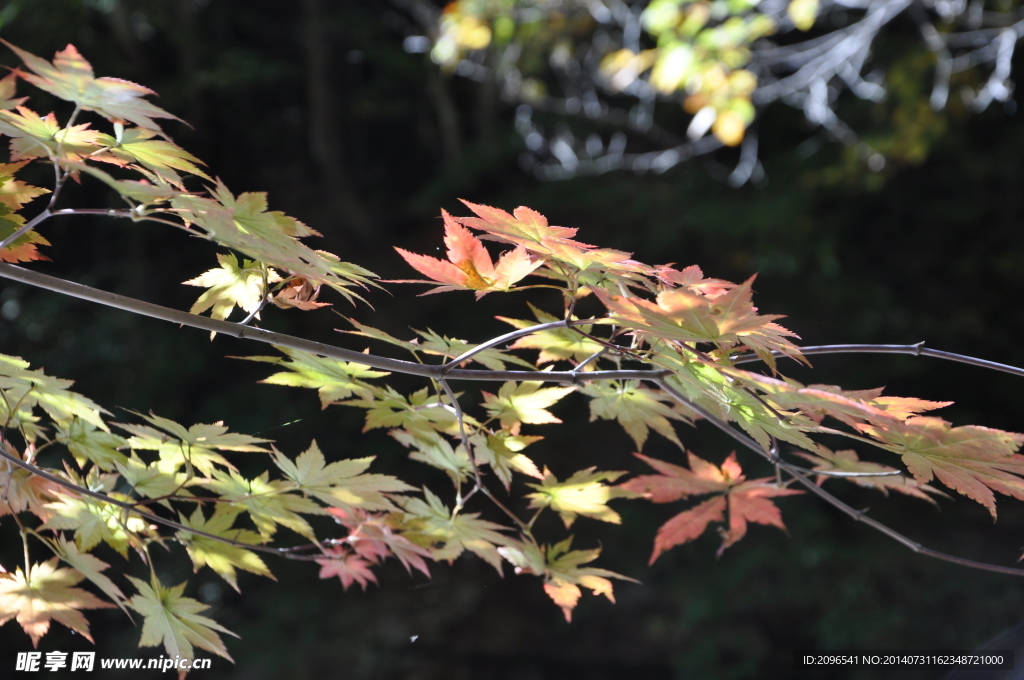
[442,319,593,370]
[732,342,1024,380]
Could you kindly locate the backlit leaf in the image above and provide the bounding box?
[0,559,114,647]
[127,575,237,661]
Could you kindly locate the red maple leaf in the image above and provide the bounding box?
[620,451,801,562]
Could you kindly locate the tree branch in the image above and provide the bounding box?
[0,263,666,384]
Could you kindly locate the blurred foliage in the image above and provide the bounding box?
[1,0,1024,678]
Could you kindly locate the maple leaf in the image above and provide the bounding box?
[792,446,948,503]
[64,161,180,206]
[183,253,281,323]
[56,418,128,471]
[0,559,114,647]
[526,467,637,528]
[315,547,378,591]
[0,107,104,162]
[481,381,575,434]
[622,452,801,561]
[0,72,28,109]
[619,451,743,502]
[470,430,544,490]
[855,416,1024,518]
[118,412,271,476]
[342,318,535,371]
[394,209,541,296]
[3,42,181,134]
[96,127,210,187]
[241,345,388,409]
[0,353,109,430]
[343,385,463,436]
[580,381,689,450]
[391,429,474,482]
[395,488,510,572]
[595,287,721,343]
[50,533,129,614]
[0,203,50,263]
[273,440,413,512]
[653,264,735,297]
[172,185,376,299]
[199,468,323,540]
[40,493,146,557]
[0,161,49,211]
[498,537,636,622]
[270,277,331,310]
[126,575,238,661]
[410,327,537,370]
[176,506,274,592]
[719,479,802,555]
[495,310,606,367]
[456,201,641,275]
[327,507,432,577]
[0,444,62,519]
[650,496,727,564]
[115,454,193,505]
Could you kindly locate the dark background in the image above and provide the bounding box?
[2,1,1024,678]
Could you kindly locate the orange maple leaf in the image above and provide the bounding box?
[394,209,540,296]
[620,451,801,562]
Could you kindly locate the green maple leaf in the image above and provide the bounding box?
[172,185,376,299]
[176,507,274,592]
[481,381,575,433]
[470,430,544,490]
[396,488,510,572]
[3,41,181,133]
[580,380,689,449]
[496,303,605,365]
[0,354,109,431]
[126,575,237,662]
[183,253,281,322]
[200,468,323,540]
[526,467,637,528]
[57,418,128,471]
[49,533,129,615]
[97,127,210,187]
[40,494,142,556]
[118,412,270,477]
[391,430,474,482]
[0,107,103,162]
[408,327,536,370]
[242,345,389,408]
[115,454,192,505]
[65,161,179,205]
[0,559,114,647]
[0,161,49,211]
[497,537,636,623]
[273,440,413,511]
[344,385,468,437]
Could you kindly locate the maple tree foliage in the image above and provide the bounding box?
[2,42,1024,667]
